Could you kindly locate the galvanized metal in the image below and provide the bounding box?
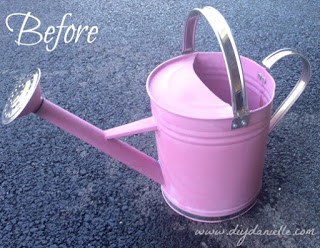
[183,6,250,129]
[2,68,42,125]
[262,48,312,131]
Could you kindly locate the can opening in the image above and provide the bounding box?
[193,53,274,112]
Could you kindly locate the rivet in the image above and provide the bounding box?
[258,72,267,84]
[241,119,247,126]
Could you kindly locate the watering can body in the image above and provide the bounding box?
[1,7,311,222]
[146,53,274,221]
[105,7,310,221]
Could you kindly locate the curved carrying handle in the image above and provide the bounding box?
[183,6,250,129]
[262,48,312,131]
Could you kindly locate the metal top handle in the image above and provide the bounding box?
[182,6,249,129]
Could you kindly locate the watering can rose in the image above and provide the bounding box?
[5,12,99,52]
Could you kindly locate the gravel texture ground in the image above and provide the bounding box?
[0,1,319,247]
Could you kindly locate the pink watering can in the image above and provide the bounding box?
[1,6,311,222]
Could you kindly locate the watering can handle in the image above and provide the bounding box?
[262,48,312,131]
[182,6,250,129]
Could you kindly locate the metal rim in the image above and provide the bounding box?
[162,190,258,223]
[1,68,41,125]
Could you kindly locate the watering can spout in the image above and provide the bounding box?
[1,69,164,185]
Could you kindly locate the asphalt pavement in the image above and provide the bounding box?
[0,0,319,247]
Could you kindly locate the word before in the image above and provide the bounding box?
[5,12,99,52]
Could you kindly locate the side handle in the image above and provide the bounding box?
[262,48,311,132]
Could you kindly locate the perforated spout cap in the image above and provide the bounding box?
[2,68,43,125]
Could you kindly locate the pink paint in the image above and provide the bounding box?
[147,52,273,220]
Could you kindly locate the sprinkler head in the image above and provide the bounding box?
[2,68,43,125]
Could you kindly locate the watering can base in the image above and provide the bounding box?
[161,189,259,223]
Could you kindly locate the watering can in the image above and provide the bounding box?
[1,6,311,222]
